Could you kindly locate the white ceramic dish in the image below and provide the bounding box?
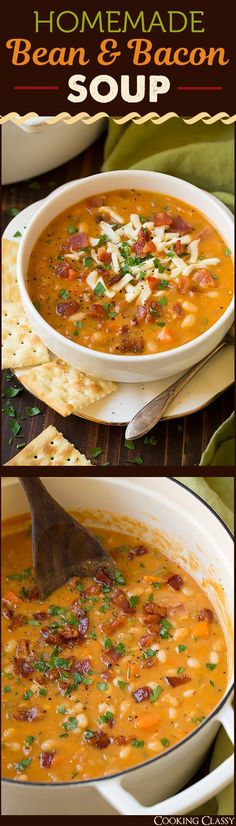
[1,476,234,816]
[2,117,105,185]
[4,203,234,424]
[17,170,234,383]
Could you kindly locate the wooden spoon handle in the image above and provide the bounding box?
[19,478,72,537]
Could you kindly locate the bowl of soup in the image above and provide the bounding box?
[17,171,234,382]
[1,476,234,816]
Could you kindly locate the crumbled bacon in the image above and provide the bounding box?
[139,633,156,649]
[133,228,151,256]
[33,611,49,622]
[172,302,184,318]
[13,658,34,678]
[102,616,125,635]
[175,240,183,255]
[198,608,214,623]
[55,261,77,280]
[13,705,45,721]
[193,269,215,288]
[128,545,148,559]
[97,248,111,263]
[83,584,100,596]
[167,575,183,591]
[165,675,191,688]
[154,212,173,227]
[112,735,130,745]
[40,626,58,645]
[2,606,13,620]
[94,569,113,587]
[57,625,80,641]
[16,639,32,659]
[132,686,152,703]
[74,658,91,675]
[88,731,110,749]
[56,300,79,317]
[78,616,89,638]
[87,304,107,318]
[69,232,88,251]
[22,586,39,601]
[170,215,191,234]
[178,276,189,295]
[111,588,134,615]
[9,614,28,630]
[119,335,144,354]
[133,305,148,324]
[101,647,123,666]
[67,577,79,591]
[40,751,55,768]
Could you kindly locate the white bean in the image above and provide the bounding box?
[210,650,219,664]
[187,658,200,669]
[5,639,17,654]
[182,301,197,312]
[99,703,114,714]
[120,745,131,759]
[41,740,56,751]
[148,740,163,752]
[157,649,166,663]
[169,707,177,719]
[206,291,220,298]
[76,714,88,729]
[7,742,20,752]
[182,587,194,597]
[182,689,194,697]
[3,728,15,739]
[181,313,196,329]
[174,628,188,641]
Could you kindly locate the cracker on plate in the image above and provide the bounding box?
[2,239,21,302]
[17,358,117,416]
[5,425,91,466]
[2,302,49,369]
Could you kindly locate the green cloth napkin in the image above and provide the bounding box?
[102,120,234,211]
[176,477,234,814]
[200,413,234,467]
[102,120,234,464]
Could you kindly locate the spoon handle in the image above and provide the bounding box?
[19,477,72,536]
[125,339,227,440]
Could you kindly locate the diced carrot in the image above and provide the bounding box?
[2,589,20,606]
[129,663,141,680]
[136,713,160,729]
[52,755,65,766]
[192,621,209,639]
[158,326,173,342]
[143,575,156,583]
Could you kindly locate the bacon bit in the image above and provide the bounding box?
[128,545,148,559]
[9,614,28,630]
[23,586,39,601]
[69,232,88,251]
[102,616,125,635]
[40,626,58,645]
[178,276,189,295]
[170,215,191,234]
[87,304,107,319]
[97,247,112,263]
[133,228,150,256]
[154,212,173,227]
[86,196,105,209]
[94,569,113,587]
[147,276,158,290]
[71,600,84,616]
[119,334,144,353]
[40,751,55,768]
[16,639,32,659]
[1,606,13,620]
[55,261,77,280]
[33,611,49,622]
[13,706,45,722]
[88,731,110,749]
[172,302,184,318]
[58,625,80,641]
[167,575,183,591]
[112,735,130,745]
[167,603,188,619]
[143,603,165,618]
[132,686,152,703]
[74,658,91,675]
[84,584,100,596]
[165,675,191,688]
[139,633,156,649]
[2,590,20,607]
[134,305,148,324]
[101,647,123,667]
[100,671,112,682]
[78,616,89,638]
[56,300,79,317]
[47,668,61,682]
[198,608,214,623]
[111,588,135,615]
[13,658,34,678]
[193,269,215,288]
[175,240,183,255]
[196,227,212,241]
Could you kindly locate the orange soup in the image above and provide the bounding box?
[27,189,234,356]
[2,515,227,783]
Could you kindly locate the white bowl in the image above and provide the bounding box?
[17,170,234,383]
[1,476,234,815]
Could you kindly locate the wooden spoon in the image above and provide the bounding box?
[19,478,116,600]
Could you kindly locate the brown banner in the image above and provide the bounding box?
[0,0,235,118]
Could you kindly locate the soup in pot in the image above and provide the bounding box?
[2,515,227,783]
[27,189,234,356]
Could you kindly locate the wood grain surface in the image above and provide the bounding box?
[1,133,234,467]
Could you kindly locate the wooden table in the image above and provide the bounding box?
[2,134,234,467]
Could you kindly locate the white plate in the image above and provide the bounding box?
[3,199,234,426]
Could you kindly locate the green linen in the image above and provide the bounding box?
[176,477,234,814]
[200,413,234,467]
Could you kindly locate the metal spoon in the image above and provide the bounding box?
[19,478,115,599]
[125,329,234,441]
